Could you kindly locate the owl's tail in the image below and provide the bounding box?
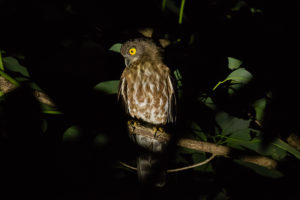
[137,153,166,187]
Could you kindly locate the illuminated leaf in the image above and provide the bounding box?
[227,68,253,95]
[234,160,283,178]
[272,139,300,159]
[63,126,81,141]
[215,112,251,135]
[253,97,267,122]
[94,80,119,94]
[2,57,30,77]
[109,43,122,53]
[228,57,242,70]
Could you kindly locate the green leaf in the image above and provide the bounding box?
[239,140,286,160]
[228,57,242,70]
[109,43,122,53]
[29,82,43,92]
[94,80,119,94]
[227,67,252,83]
[202,96,216,110]
[15,77,29,82]
[234,160,283,178]
[212,68,253,92]
[229,129,251,140]
[40,103,62,115]
[63,126,81,141]
[272,138,300,159]
[0,52,4,71]
[178,0,186,24]
[215,112,251,135]
[227,68,253,95]
[253,97,267,122]
[267,145,287,160]
[173,68,183,88]
[226,129,253,151]
[225,134,289,160]
[189,121,207,141]
[213,112,287,159]
[2,57,30,77]
[161,0,167,11]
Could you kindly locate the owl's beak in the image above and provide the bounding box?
[124,58,130,67]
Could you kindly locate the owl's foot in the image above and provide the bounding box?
[153,127,165,138]
[128,120,140,128]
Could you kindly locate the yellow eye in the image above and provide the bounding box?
[129,48,136,55]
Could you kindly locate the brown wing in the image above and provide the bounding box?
[166,71,177,123]
[118,76,129,114]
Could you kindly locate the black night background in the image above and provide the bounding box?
[1,0,300,199]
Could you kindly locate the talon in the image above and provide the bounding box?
[153,127,158,137]
[127,120,140,132]
[128,120,139,126]
[153,127,164,138]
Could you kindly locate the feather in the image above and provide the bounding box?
[118,77,128,114]
[167,72,177,123]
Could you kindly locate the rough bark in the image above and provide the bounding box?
[0,76,54,106]
[128,124,277,169]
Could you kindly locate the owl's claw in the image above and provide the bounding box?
[128,120,140,129]
[153,127,165,138]
[153,127,158,137]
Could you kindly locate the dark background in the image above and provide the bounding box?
[1,0,300,199]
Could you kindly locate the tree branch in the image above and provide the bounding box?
[0,76,17,93]
[287,133,300,151]
[0,76,54,106]
[127,124,277,169]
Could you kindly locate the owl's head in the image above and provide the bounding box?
[120,38,163,67]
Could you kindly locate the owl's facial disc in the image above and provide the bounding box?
[124,47,136,67]
[123,46,140,67]
[120,41,145,67]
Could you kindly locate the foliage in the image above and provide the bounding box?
[1,0,300,199]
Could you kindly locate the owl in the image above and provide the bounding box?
[118,38,176,126]
[118,38,176,186]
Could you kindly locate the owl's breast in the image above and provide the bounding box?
[126,67,169,125]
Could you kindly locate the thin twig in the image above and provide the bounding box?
[119,161,137,171]
[119,154,216,173]
[167,154,216,172]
